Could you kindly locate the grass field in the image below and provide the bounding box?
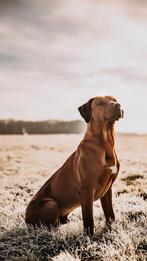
[0,134,147,261]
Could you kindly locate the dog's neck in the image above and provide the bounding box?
[84,119,115,148]
[84,120,116,166]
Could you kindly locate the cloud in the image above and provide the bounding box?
[0,0,147,132]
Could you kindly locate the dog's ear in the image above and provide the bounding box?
[78,98,94,123]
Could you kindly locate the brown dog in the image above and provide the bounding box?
[25,96,124,236]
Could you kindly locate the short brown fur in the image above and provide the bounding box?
[25,96,123,236]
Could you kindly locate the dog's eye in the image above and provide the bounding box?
[97,101,106,106]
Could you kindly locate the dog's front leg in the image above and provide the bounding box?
[100,188,115,224]
[81,189,94,236]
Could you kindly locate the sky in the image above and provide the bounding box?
[0,0,147,133]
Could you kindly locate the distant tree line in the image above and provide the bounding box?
[0,120,84,134]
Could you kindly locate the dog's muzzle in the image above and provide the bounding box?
[114,103,124,120]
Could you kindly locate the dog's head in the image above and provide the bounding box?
[78,96,124,123]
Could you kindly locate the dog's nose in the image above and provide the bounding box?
[115,103,121,108]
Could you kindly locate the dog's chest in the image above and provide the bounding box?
[109,165,118,175]
[94,163,118,200]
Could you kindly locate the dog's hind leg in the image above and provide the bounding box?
[25,198,60,228]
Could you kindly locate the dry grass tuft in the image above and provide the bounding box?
[121,174,144,184]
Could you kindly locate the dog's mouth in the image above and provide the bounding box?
[105,104,124,122]
[107,107,124,122]
[114,108,124,121]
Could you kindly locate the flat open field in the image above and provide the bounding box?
[0,134,147,261]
